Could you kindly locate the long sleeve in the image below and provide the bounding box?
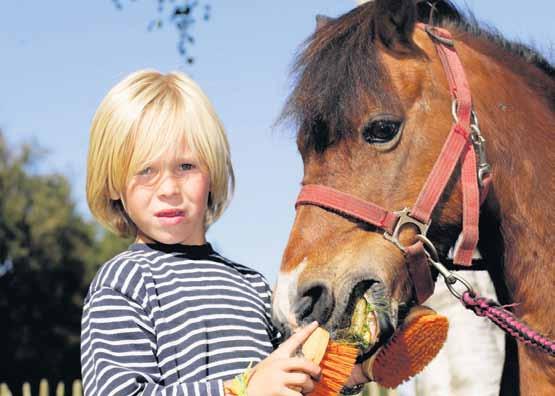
[257,276,283,349]
[81,287,224,396]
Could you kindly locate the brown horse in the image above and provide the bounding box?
[272,1,555,395]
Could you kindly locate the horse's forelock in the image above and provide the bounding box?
[282,1,424,154]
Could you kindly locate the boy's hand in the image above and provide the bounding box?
[246,321,322,396]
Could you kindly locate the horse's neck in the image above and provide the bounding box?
[473,52,555,321]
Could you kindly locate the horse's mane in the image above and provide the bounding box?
[422,1,555,78]
[283,1,555,153]
[427,2,555,109]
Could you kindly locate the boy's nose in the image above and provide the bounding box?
[157,173,180,197]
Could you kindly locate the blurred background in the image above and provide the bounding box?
[1,0,553,394]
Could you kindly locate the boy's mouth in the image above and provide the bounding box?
[155,209,186,224]
[156,209,185,217]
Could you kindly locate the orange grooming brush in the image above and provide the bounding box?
[302,327,359,396]
[363,305,449,388]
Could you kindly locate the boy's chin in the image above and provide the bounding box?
[153,232,205,246]
[136,232,182,245]
[136,225,206,246]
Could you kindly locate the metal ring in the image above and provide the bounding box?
[383,208,430,253]
[445,272,475,300]
[415,234,439,262]
[424,25,455,47]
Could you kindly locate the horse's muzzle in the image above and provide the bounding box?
[273,275,396,355]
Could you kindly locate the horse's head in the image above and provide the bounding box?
[274,0,471,348]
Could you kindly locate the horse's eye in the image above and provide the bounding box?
[363,119,402,144]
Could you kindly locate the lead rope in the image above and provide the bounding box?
[461,292,555,357]
[417,235,555,357]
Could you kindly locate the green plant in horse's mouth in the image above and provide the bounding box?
[336,297,380,350]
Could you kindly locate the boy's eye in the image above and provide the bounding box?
[180,163,195,171]
[138,167,153,176]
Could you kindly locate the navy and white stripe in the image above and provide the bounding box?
[81,243,280,396]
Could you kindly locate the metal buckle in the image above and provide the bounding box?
[452,101,492,186]
[384,208,430,252]
[451,99,478,125]
[424,25,455,47]
[469,114,492,186]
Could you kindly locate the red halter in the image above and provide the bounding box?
[295,24,492,303]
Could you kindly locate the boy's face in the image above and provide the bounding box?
[120,145,210,245]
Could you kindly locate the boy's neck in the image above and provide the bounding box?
[135,232,207,246]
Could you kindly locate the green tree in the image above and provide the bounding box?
[0,132,129,392]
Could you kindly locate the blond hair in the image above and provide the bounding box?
[87,69,234,237]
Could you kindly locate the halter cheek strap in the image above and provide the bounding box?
[295,24,492,304]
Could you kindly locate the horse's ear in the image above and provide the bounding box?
[315,14,333,31]
[373,0,418,52]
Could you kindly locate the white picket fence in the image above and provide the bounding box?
[0,380,396,396]
[0,380,82,396]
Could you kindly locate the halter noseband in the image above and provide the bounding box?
[295,24,492,304]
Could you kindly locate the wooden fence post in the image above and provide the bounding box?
[0,383,13,396]
[39,379,49,396]
[22,382,31,396]
[72,380,82,396]
[56,381,65,396]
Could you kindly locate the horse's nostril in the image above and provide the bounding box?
[295,283,334,324]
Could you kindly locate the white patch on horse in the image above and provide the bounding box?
[273,258,308,330]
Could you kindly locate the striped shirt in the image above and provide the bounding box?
[81,242,280,396]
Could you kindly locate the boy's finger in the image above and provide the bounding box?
[277,321,319,355]
[285,372,313,387]
[286,373,315,394]
[282,356,321,378]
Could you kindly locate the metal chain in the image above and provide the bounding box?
[415,235,475,299]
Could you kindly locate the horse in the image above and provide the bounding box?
[272,1,555,395]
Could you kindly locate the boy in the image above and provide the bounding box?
[81,70,321,395]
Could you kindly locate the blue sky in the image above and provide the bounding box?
[1,0,554,283]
